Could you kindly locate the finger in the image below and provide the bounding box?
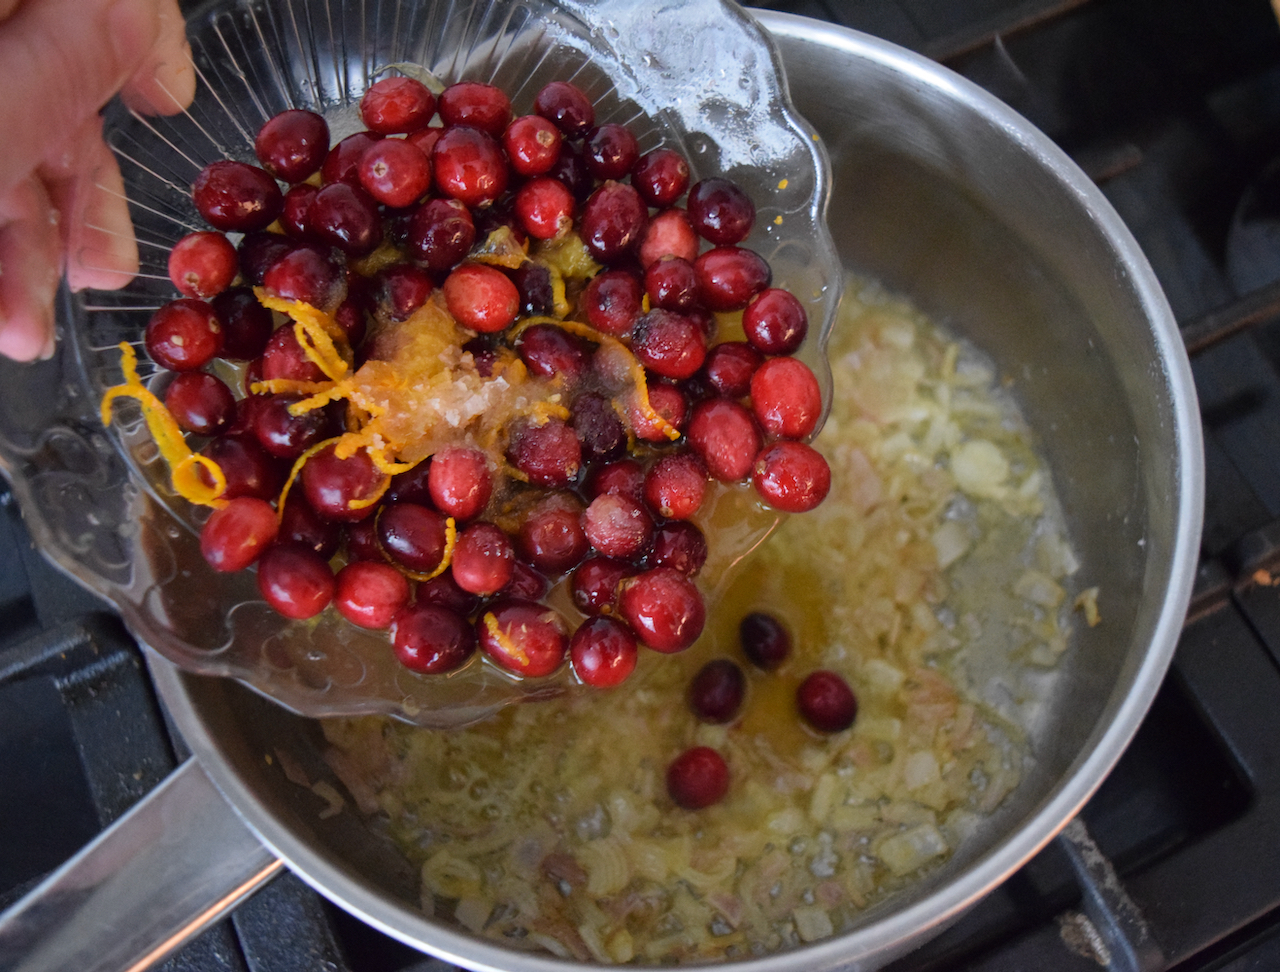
[0,177,61,361]
[0,0,163,198]
[0,0,22,21]
[121,0,196,116]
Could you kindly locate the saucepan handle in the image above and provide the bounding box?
[0,757,283,972]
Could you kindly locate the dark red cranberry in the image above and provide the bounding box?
[439,81,512,134]
[639,208,699,267]
[690,659,746,723]
[391,603,476,674]
[518,493,588,574]
[383,460,433,506]
[570,616,638,688]
[478,599,569,677]
[751,356,822,440]
[534,80,594,137]
[407,198,475,272]
[252,394,332,459]
[164,371,235,435]
[695,246,771,311]
[200,497,278,572]
[618,566,704,652]
[226,392,272,436]
[321,131,381,186]
[547,143,593,200]
[334,561,411,629]
[631,309,706,380]
[281,183,318,238]
[797,671,858,732]
[667,746,728,810]
[583,493,653,560]
[752,441,831,513]
[687,399,762,482]
[507,419,581,488]
[743,288,808,355]
[360,76,436,134]
[570,556,634,615]
[580,182,648,263]
[629,382,689,443]
[332,296,368,348]
[514,177,575,240]
[261,244,342,308]
[255,109,329,183]
[649,520,708,577]
[279,494,341,558]
[261,324,326,383]
[192,160,283,233]
[503,115,562,176]
[516,323,589,379]
[145,299,223,371]
[463,338,499,376]
[687,178,755,246]
[257,542,335,619]
[584,458,644,503]
[168,231,237,299]
[582,269,643,336]
[451,522,515,595]
[740,612,791,670]
[443,263,519,333]
[343,517,382,562]
[702,341,763,398]
[644,256,699,311]
[644,452,707,520]
[236,232,295,286]
[202,435,285,501]
[376,501,450,573]
[502,560,550,601]
[300,444,386,522]
[212,287,274,360]
[417,570,482,617]
[512,262,554,316]
[427,446,492,520]
[358,138,431,208]
[378,263,434,321]
[307,182,382,256]
[571,392,627,463]
[432,127,508,209]
[584,123,639,180]
[632,148,690,208]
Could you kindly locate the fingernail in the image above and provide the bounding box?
[38,328,57,361]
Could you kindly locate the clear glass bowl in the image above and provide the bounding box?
[0,0,840,726]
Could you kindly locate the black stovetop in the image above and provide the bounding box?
[5,1,1280,970]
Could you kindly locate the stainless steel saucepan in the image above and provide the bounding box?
[0,9,1201,972]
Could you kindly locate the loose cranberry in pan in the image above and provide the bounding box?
[478,599,569,677]
[321,131,381,186]
[164,372,235,436]
[192,160,283,233]
[392,603,476,675]
[358,138,431,208]
[667,746,728,810]
[360,76,436,134]
[649,521,708,577]
[687,177,756,246]
[689,659,746,723]
[740,611,791,670]
[334,561,410,629]
[750,356,823,440]
[168,231,237,299]
[797,670,858,733]
[570,616,638,688]
[534,80,595,137]
[432,127,509,209]
[145,299,223,372]
[686,398,762,482]
[518,493,589,574]
[742,287,808,355]
[257,543,335,620]
[579,182,648,263]
[752,441,832,513]
[582,269,644,337]
[584,123,639,180]
[638,208,699,267]
[632,147,691,208]
[695,245,771,311]
[583,493,654,560]
[504,114,562,177]
[438,81,512,135]
[618,566,705,653]
[200,497,278,572]
[570,556,634,615]
[212,287,273,361]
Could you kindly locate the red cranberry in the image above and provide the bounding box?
[451,522,515,595]
[307,182,382,256]
[751,356,822,440]
[385,460,434,506]
[617,566,705,653]
[300,444,386,522]
[334,561,410,629]
[237,231,295,286]
[439,81,512,134]
[212,287,274,360]
[517,323,589,379]
[432,127,508,209]
[358,138,431,208]
[360,76,436,134]
[281,184,318,238]
[407,198,476,271]
[201,435,285,501]
[404,126,442,156]
[631,309,706,380]
[514,177,575,240]
[252,394,332,459]
[192,160,283,232]
[632,148,690,208]
[644,452,707,520]
[580,182,648,263]
[797,670,858,732]
[629,382,689,442]
[644,257,699,311]
[571,392,627,462]
[667,746,728,810]
[585,458,645,503]
[582,269,643,336]
[478,599,569,677]
[168,231,237,299]
[649,520,708,577]
[695,246,771,311]
[518,493,589,573]
[547,143,593,200]
[200,497,278,572]
[279,494,341,558]
[687,399,762,481]
[261,324,326,383]
[427,446,492,520]
[702,341,763,398]
[255,109,329,182]
[376,501,450,573]
[321,131,381,186]
[164,372,235,435]
[584,123,639,180]
[570,556,634,615]
[261,244,342,308]
[752,441,831,513]
[343,517,382,562]
[507,419,581,488]
[570,616,638,688]
[145,299,223,371]
[583,493,653,560]
[257,543,335,620]
[378,264,434,321]
[512,262,554,316]
[690,659,746,723]
[687,178,755,245]
[534,81,594,137]
[739,612,791,670]
[443,263,519,333]
[743,288,808,355]
[502,560,550,601]
[392,603,476,674]
[417,570,482,617]
[638,208,699,267]
[503,115,562,176]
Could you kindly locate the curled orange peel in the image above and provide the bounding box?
[482,610,529,666]
[253,289,351,382]
[395,517,457,582]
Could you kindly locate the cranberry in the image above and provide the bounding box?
[632,148,690,208]
[514,177,575,240]
[507,419,581,488]
[439,81,512,134]
[168,231,237,299]
[427,446,492,520]
[534,80,594,137]
[343,518,382,562]
[261,244,342,308]
[407,198,476,272]
[212,287,274,360]
[255,109,329,182]
[585,458,645,504]
[404,126,443,156]
[385,459,434,505]
[740,612,791,670]
[617,566,705,653]
[279,494,341,558]
[358,138,431,208]
[252,394,332,459]
[702,341,763,398]
[334,561,411,629]
[570,556,634,615]
[631,309,706,380]
[200,497,278,572]
[695,246,771,311]
[164,372,235,435]
[443,263,519,333]
[644,256,699,311]
[237,232,295,286]
[516,323,588,379]
[580,182,648,263]
[644,452,708,520]
[583,493,653,560]
[376,501,450,573]
[281,184,318,238]
[145,299,223,371]
[649,520,708,577]
[503,115,562,176]
[570,616,638,688]
[687,178,755,246]
[451,522,515,595]
[192,160,283,233]
[751,356,822,440]
[257,543,335,620]
[584,124,639,180]
[547,143,594,200]
[202,435,285,501]
[582,269,643,336]
[417,571,482,617]
[629,382,689,442]
[690,659,746,723]
[391,603,476,674]
[307,182,382,256]
[686,398,762,481]
[432,127,508,209]
[667,746,728,810]
[360,76,436,134]
[300,444,386,522]
[321,131,381,186]
[797,670,858,733]
[638,208,699,267]
[478,599,569,677]
[378,264,434,321]
[502,560,550,601]
[261,324,326,384]
[571,391,627,462]
[752,441,831,513]
[512,494,583,574]
[743,288,808,355]
[512,262,555,316]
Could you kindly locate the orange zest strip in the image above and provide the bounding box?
[346,474,391,511]
[482,610,530,666]
[250,378,329,397]
[253,289,350,382]
[275,436,343,524]
[100,343,228,508]
[397,517,457,582]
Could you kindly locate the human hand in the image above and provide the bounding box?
[0,0,195,361]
